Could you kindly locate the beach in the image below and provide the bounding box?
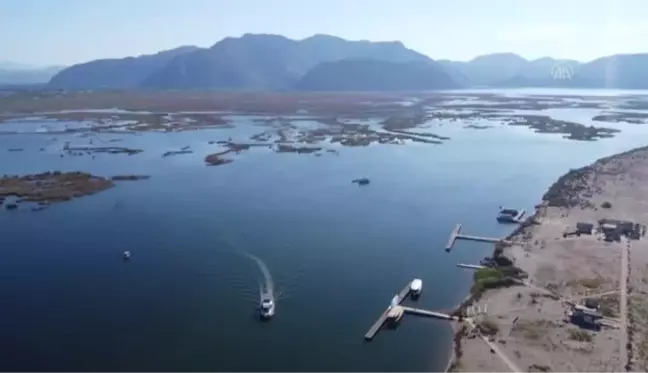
[447,145,648,372]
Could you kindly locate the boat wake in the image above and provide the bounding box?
[210,231,310,309]
[243,252,275,301]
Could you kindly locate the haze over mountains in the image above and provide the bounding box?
[0,62,64,85]
[43,34,648,91]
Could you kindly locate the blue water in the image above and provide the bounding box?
[1,92,648,371]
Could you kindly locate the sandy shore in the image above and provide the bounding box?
[447,145,648,372]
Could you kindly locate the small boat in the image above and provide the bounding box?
[352,177,370,186]
[410,278,423,297]
[123,251,131,260]
[260,297,275,319]
[390,294,399,308]
[497,207,521,223]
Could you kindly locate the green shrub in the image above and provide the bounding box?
[478,318,499,335]
[474,267,504,282]
[568,329,593,342]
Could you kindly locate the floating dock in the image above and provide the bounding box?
[445,224,510,252]
[364,283,457,341]
[364,284,412,340]
[497,208,526,224]
[445,224,462,251]
[457,263,486,270]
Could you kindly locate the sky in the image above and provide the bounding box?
[2,0,648,66]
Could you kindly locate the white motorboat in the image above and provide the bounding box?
[260,297,275,318]
[410,278,423,296]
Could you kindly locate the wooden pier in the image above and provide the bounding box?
[445,223,510,252]
[364,284,412,340]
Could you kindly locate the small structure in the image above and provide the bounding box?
[584,298,600,310]
[601,222,622,242]
[569,304,603,328]
[386,305,404,325]
[480,257,497,267]
[576,222,594,235]
[598,218,643,241]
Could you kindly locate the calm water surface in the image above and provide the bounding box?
[1,91,648,371]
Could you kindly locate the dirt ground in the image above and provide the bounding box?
[451,146,648,372]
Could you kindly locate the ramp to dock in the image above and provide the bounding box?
[514,209,526,222]
[401,306,456,320]
[456,234,504,244]
[364,284,411,340]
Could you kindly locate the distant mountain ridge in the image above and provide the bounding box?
[440,53,648,89]
[46,34,648,91]
[48,34,451,91]
[141,34,437,90]
[48,46,200,89]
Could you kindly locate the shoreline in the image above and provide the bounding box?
[445,144,648,372]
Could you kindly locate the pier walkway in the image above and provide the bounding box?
[445,224,511,252]
[364,284,412,340]
[401,306,456,320]
[364,283,456,341]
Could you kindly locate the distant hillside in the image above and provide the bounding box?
[48,46,199,89]
[439,53,648,89]
[44,33,648,91]
[438,53,579,87]
[141,34,433,90]
[297,58,458,91]
[0,65,64,85]
[439,53,528,87]
[576,54,648,89]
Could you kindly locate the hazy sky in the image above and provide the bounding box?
[2,0,647,66]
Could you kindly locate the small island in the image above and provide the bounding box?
[0,171,115,204]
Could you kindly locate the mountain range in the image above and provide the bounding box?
[42,34,648,91]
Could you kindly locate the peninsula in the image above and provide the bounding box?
[448,146,648,372]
